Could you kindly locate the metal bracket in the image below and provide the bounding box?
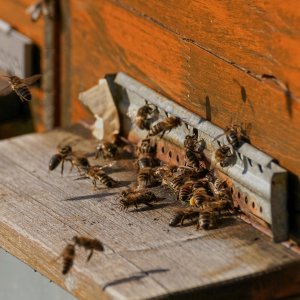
[114,72,288,242]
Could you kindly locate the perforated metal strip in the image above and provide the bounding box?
[115,72,288,242]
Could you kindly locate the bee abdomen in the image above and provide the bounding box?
[17,85,31,101]
[198,210,215,230]
[49,154,62,171]
[185,149,200,169]
[227,130,239,148]
[97,172,116,187]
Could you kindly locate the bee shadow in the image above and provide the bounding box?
[102,268,169,291]
[64,191,118,201]
[133,202,171,212]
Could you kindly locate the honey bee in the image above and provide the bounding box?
[0,74,41,102]
[169,207,200,227]
[149,116,181,138]
[215,145,234,167]
[95,141,118,159]
[137,167,159,189]
[137,138,157,156]
[137,155,160,170]
[209,179,229,199]
[154,165,178,181]
[72,236,104,262]
[185,149,201,169]
[135,103,159,130]
[69,155,90,174]
[49,144,73,175]
[197,208,217,230]
[178,181,194,204]
[189,187,212,207]
[82,165,116,189]
[168,175,186,192]
[119,188,158,211]
[60,244,76,275]
[26,0,51,22]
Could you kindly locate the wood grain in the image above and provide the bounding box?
[0,129,300,299]
[114,0,300,98]
[68,0,300,177]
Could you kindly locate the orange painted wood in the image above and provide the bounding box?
[0,0,45,132]
[115,0,300,99]
[69,0,300,178]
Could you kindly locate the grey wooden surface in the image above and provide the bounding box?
[0,129,300,300]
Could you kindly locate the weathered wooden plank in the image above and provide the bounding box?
[68,0,300,178]
[0,130,300,299]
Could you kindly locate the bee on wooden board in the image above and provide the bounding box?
[81,165,116,189]
[137,155,160,170]
[119,188,158,211]
[189,187,212,207]
[178,181,194,204]
[149,116,181,138]
[135,102,159,130]
[169,207,200,227]
[0,74,41,102]
[215,145,234,167]
[197,208,217,230]
[49,139,89,175]
[95,141,118,159]
[137,167,160,189]
[72,236,104,262]
[60,243,76,275]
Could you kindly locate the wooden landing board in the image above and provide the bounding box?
[0,129,300,300]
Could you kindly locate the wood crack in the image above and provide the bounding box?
[112,0,300,102]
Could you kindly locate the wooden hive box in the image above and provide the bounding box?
[0,1,300,299]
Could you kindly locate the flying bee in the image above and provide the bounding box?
[119,188,158,211]
[95,141,118,159]
[60,243,76,275]
[72,236,104,262]
[149,116,181,138]
[0,74,41,102]
[178,181,194,204]
[135,102,159,130]
[215,145,234,167]
[81,165,116,189]
[197,208,217,230]
[26,0,51,22]
[169,207,200,227]
[137,167,159,189]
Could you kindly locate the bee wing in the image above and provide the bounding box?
[0,77,12,96]
[22,74,42,85]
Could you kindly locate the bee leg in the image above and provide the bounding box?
[160,130,166,139]
[87,249,94,262]
[69,162,74,174]
[180,215,186,226]
[145,202,154,208]
[61,159,65,175]
[93,180,97,190]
